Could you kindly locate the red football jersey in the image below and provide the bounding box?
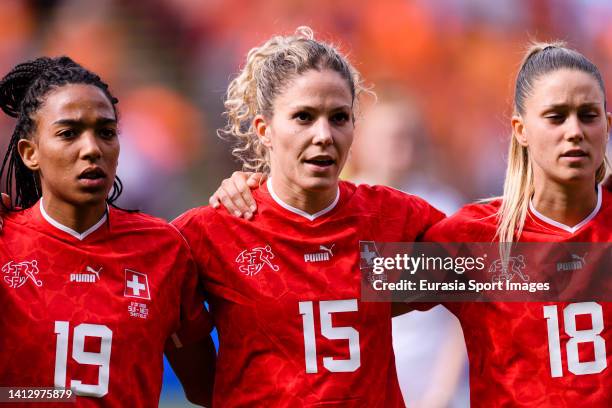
[173,180,444,407]
[0,201,211,407]
[424,185,611,407]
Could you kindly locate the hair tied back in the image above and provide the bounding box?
[0,57,55,118]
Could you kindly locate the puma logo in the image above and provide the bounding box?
[305,244,336,263]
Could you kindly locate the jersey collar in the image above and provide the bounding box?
[266,178,340,221]
[39,199,108,241]
[529,184,602,234]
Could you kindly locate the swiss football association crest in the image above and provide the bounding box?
[124,269,151,300]
[2,260,43,288]
[489,255,529,283]
[235,245,280,276]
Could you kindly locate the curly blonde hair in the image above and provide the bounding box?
[219,26,367,173]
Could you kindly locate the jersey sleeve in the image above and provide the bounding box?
[360,184,445,241]
[411,195,446,241]
[167,223,213,348]
[422,214,462,242]
[423,200,502,243]
[171,208,212,270]
[383,190,446,312]
[420,204,497,316]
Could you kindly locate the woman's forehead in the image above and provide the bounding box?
[38,84,115,121]
[529,69,604,106]
[273,70,352,110]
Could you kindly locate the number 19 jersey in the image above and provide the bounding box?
[0,202,211,407]
[173,180,444,407]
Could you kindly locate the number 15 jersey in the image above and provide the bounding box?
[173,180,444,407]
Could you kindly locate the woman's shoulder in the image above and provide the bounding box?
[455,198,501,219]
[346,180,440,212]
[109,207,190,242]
[171,204,229,230]
[424,199,500,242]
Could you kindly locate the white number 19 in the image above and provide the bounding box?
[54,321,113,397]
[543,302,607,378]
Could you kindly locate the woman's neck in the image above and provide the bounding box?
[41,195,107,234]
[531,178,599,228]
[269,177,338,216]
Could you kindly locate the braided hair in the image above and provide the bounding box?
[0,56,123,210]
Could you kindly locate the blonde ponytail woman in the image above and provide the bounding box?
[424,42,611,407]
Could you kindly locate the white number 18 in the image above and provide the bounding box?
[543,302,607,378]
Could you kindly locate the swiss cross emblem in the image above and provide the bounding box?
[2,260,43,288]
[235,245,280,277]
[124,269,151,300]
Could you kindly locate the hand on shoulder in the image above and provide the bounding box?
[208,171,266,220]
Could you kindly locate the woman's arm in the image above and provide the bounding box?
[165,335,216,407]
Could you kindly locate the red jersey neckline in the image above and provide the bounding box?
[263,178,341,222]
[528,184,603,234]
[38,199,108,241]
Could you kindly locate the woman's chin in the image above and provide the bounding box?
[300,176,339,192]
[70,189,111,207]
[549,168,597,186]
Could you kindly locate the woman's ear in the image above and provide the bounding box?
[254,115,272,148]
[511,114,528,147]
[17,139,40,171]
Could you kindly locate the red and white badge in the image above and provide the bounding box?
[124,269,151,300]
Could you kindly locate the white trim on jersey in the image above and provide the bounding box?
[529,184,602,234]
[266,178,340,221]
[39,199,108,241]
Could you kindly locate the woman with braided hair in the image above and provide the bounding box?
[0,57,123,212]
[0,56,215,407]
[420,42,612,407]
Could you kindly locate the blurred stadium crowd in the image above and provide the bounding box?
[1,0,611,406]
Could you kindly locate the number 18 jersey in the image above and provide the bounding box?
[424,185,611,407]
[173,180,444,407]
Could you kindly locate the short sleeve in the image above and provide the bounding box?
[408,195,446,241]
[167,225,213,348]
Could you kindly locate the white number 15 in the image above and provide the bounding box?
[299,299,361,374]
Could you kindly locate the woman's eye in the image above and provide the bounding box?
[293,111,312,122]
[331,112,350,124]
[100,128,117,139]
[545,114,564,123]
[58,129,77,138]
[580,112,599,122]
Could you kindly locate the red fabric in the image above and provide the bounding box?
[424,189,611,407]
[0,203,211,407]
[173,181,444,407]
